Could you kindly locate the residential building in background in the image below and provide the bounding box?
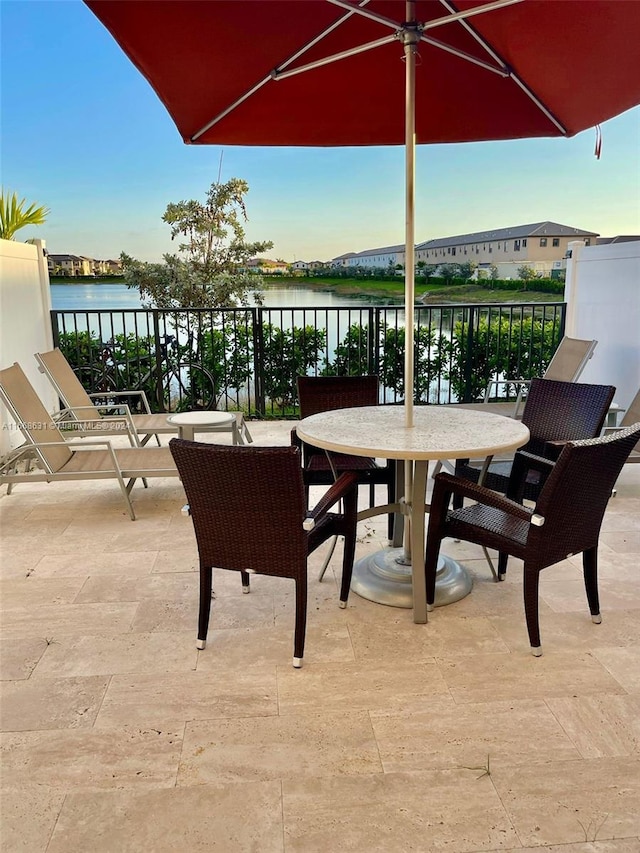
[415,221,598,278]
[49,222,629,283]
[47,254,122,277]
[332,244,406,269]
[246,258,289,274]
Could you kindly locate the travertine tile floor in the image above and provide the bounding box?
[1,421,639,852]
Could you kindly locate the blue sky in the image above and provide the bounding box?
[2,0,639,263]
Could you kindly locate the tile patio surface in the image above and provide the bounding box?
[1,420,639,852]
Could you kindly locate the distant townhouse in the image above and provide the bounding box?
[331,252,358,268]
[47,254,123,276]
[331,244,405,269]
[47,253,94,277]
[416,221,598,278]
[247,258,289,274]
[291,260,327,272]
[93,258,123,275]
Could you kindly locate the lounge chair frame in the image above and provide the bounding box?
[0,362,179,520]
[35,348,252,446]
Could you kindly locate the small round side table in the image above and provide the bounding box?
[166,411,237,442]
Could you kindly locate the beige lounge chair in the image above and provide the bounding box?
[604,386,640,464]
[0,362,179,520]
[451,335,598,418]
[35,348,253,446]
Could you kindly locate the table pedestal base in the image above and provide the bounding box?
[351,547,472,608]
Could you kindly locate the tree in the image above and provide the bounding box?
[120,178,273,310]
[0,189,49,240]
[517,265,538,282]
[438,263,460,284]
[457,261,477,280]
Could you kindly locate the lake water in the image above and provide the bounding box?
[50,282,402,311]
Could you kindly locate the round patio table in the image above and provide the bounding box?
[297,405,529,624]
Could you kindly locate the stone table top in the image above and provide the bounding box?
[296,405,530,461]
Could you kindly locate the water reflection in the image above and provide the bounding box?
[50,282,402,311]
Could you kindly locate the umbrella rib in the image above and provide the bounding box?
[273,35,397,81]
[438,0,567,134]
[191,0,373,142]
[329,0,523,34]
[419,34,509,76]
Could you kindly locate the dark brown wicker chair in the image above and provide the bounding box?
[453,378,616,509]
[425,423,640,656]
[294,375,396,540]
[169,439,358,668]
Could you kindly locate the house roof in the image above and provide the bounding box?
[354,244,405,258]
[331,252,358,261]
[47,254,85,262]
[416,221,599,250]
[596,235,640,244]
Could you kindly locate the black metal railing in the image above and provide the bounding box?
[51,301,566,417]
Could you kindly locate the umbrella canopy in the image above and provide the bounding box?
[85,0,640,423]
[86,0,639,145]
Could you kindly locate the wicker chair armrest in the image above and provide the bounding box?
[513,449,557,469]
[305,471,358,525]
[291,426,303,450]
[89,389,152,413]
[542,439,568,459]
[507,449,556,502]
[434,471,533,521]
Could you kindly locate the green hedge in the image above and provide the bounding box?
[480,277,564,295]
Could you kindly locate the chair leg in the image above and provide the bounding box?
[338,488,358,608]
[241,570,251,593]
[197,566,213,650]
[292,574,308,668]
[583,547,602,623]
[340,534,357,611]
[497,552,509,580]
[523,565,542,655]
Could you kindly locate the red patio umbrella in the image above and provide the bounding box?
[85,0,640,425]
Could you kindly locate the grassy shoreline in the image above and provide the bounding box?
[270,277,563,304]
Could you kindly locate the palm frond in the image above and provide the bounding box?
[0,188,50,240]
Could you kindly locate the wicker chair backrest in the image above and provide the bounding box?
[297,375,380,418]
[527,423,640,567]
[169,439,309,575]
[520,378,615,454]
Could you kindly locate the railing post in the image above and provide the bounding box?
[371,308,386,374]
[152,312,165,411]
[50,311,60,348]
[462,305,476,403]
[253,307,265,417]
[368,308,375,375]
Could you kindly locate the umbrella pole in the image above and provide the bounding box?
[401,5,419,563]
[403,4,418,431]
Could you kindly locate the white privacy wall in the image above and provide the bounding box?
[0,238,57,456]
[564,240,640,412]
